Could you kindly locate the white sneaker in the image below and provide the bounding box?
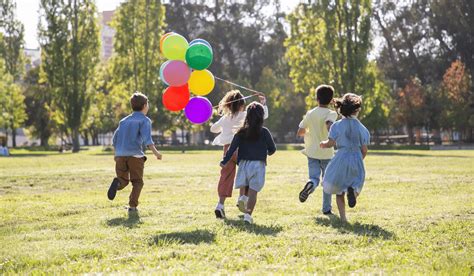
[237,195,248,213]
[243,213,253,224]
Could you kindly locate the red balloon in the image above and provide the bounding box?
[162,84,190,112]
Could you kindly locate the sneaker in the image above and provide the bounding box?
[215,207,226,219]
[107,178,120,200]
[347,187,357,208]
[299,181,314,202]
[243,213,253,224]
[237,195,248,213]
[323,210,333,215]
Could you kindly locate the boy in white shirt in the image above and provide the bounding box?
[297,85,337,215]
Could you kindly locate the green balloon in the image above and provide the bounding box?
[162,34,188,61]
[185,43,213,70]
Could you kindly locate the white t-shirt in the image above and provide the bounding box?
[210,105,269,146]
[299,106,338,160]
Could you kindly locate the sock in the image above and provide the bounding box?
[216,203,224,210]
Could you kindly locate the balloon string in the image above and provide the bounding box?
[212,94,257,109]
[214,76,265,96]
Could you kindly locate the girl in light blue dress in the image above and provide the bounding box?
[320,93,370,222]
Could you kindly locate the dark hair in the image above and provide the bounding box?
[316,85,334,105]
[237,102,265,140]
[334,93,362,117]
[218,90,245,117]
[130,92,148,111]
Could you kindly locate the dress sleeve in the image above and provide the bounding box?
[328,122,339,140]
[361,125,370,145]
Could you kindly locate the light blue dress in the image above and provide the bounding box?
[322,117,370,195]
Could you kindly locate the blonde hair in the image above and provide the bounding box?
[218,90,245,117]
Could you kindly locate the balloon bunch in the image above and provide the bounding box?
[159,32,215,124]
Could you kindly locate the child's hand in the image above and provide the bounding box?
[219,161,225,168]
[155,152,162,160]
[258,95,266,105]
[320,141,328,148]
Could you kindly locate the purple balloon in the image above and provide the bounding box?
[184,97,213,124]
[162,60,191,86]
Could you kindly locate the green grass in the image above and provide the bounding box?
[0,147,473,274]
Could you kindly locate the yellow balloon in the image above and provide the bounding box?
[188,70,215,96]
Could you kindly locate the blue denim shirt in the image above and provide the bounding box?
[113,112,154,156]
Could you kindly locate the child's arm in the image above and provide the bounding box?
[297,128,306,137]
[220,135,240,167]
[147,144,162,160]
[210,117,224,134]
[141,119,162,160]
[361,145,368,159]
[258,96,269,120]
[320,138,336,148]
[325,121,333,132]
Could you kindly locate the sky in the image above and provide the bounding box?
[17,0,300,49]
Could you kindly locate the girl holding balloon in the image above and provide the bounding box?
[211,90,268,219]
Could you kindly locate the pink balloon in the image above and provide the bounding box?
[162,60,191,86]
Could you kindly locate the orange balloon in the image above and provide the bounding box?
[160,32,175,53]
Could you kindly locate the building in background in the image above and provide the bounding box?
[100,10,115,60]
[24,48,41,71]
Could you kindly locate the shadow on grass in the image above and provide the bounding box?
[370,151,468,158]
[106,214,142,229]
[224,218,283,236]
[7,154,51,158]
[149,230,215,245]
[315,216,395,240]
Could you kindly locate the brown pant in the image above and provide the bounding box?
[115,156,146,208]
[218,144,238,198]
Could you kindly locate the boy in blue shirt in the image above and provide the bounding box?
[107,92,162,214]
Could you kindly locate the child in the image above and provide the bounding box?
[107,92,162,214]
[297,85,338,215]
[220,102,276,224]
[210,90,268,219]
[320,93,370,222]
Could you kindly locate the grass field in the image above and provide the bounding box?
[0,147,473,274]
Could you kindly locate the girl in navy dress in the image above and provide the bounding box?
[320,93,370,222]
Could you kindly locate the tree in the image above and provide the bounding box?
[0,60,26,146]
[0,0,26,147]
[39,0,100,152]
[23,67,54,147]
[110,0,168,131]
[0,0,25,81]
[441,60,473,142]
[286,1,372,104]
[394,77,425,145]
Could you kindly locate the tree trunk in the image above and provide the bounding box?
[40,132,50,147]
[83,130,89,146]
[407,126,415,145]
[72,128,80,153]
[11,127,17,148]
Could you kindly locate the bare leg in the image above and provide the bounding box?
[219,196,226,205]
[246,189,258,215]
[336,194,347,222]
[241,186,249,196]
